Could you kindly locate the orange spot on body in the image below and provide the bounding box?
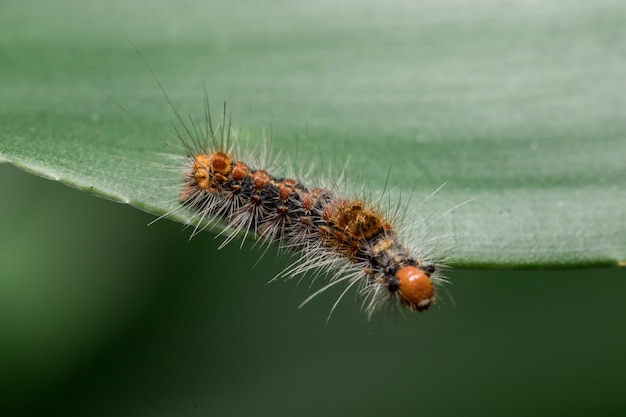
[302,188,324,212]
[302,195,314,212]
[279,179,295,201]
[192,154,211,191]
[253,170,270,190]
[322,204,336,221]
[210,152,232,176]
[330,200,383,240]
[395,266,435,312]
[231,161,249,181]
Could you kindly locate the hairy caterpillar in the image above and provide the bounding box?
[133,49,448,319]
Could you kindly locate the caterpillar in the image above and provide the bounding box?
[165,103,446,318]
[131,46,448,319]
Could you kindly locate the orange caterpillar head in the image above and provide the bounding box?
[394,265,435,311]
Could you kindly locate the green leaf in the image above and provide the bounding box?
[2,2,626,415]
[1,0,625,268]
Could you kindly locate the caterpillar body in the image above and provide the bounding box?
[169,105,446,318]
[130,44,448,318]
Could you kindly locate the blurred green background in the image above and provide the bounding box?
[2,163,625,416]
[1,0,625,415]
